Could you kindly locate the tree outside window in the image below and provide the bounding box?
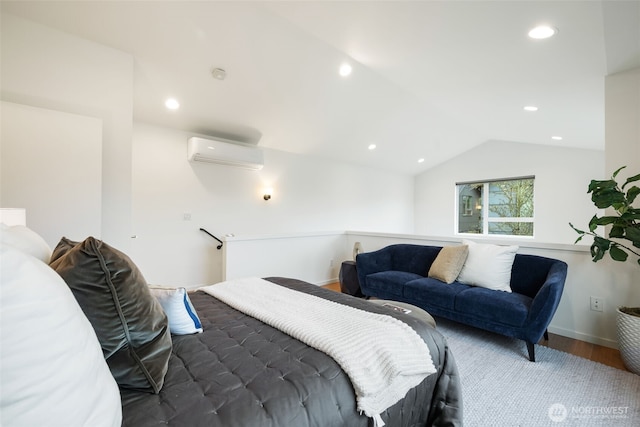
[457,177,534,237]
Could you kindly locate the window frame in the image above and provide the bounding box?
[455,175,535,238]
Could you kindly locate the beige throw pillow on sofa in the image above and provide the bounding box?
[428,245,469,284]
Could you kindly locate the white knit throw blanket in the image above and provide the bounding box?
[200,277,436,427]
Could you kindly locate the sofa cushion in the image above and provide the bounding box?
[510,254,560,297]
[404,278,470,310]
[454,287,533,327]
[365,271,423,298]
[428,245,468,284]
[390,244,442,275]
[457,240,518,292]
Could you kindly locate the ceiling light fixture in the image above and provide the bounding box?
[165,98,180,110]
[418,158,425,163]
[339,63,352,77]
[551,136,563,141]
[368,144,376,150]
[528,25,557,39]
[524,105,538,112]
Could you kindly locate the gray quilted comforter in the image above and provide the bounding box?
[120,277,462,426]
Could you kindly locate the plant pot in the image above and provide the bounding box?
[616,307,640,375]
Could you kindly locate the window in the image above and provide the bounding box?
[456,176,534,237]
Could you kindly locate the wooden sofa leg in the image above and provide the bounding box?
[526,341,536,362]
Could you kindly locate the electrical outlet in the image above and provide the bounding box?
[330,259,334,268]
[183,212,192,221]
[590,296,603,312]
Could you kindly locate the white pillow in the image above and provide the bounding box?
[456,240,519,292]
[0,223,52,263]
[0,244,122,427]
[150,287,203,335]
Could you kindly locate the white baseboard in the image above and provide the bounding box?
[315,277,338,286]
[547,325,618,349]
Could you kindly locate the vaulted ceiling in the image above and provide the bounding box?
[2,1,639,174]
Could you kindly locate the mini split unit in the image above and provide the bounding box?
[187,137,264,171]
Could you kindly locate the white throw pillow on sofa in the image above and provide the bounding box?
[456,240,518,292]
[0,244,122,427]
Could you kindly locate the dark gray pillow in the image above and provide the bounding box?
[50,236,172,394]
[49,236,78,264]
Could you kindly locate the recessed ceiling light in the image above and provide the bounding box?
[339,63,352,77]
[528,25,557,39]
[524,105,538,112]
[165,98,180,110]
[418,158,425,163]
[368,144,376,150]
[551,136,563,141]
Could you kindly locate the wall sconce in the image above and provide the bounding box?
[263,188,273,201]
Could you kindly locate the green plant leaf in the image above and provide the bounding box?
[621,210,640,221]
[588,179,618,193]
[609,225,625,238]
[609,245,628,262]
[612,166,627,179]
[591,188,626,209]
[622,172,640,189]
[569,222,586,235]
[627,185,640,204]
[592,216,619,226]
[590,236,610,262]
[626,226,640,246]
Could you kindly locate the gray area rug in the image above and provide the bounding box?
[435,318,640,426]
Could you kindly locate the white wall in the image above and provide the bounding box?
[604,67,640,314]
[224,232,349,285]
[0,102,102,247]
[130,123,414,287]
[0,14,134,250]
[414,140,604,245]
[605,67,640,183]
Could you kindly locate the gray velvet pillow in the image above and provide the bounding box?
[49,236,78,264]
[50,236,172,394]
[428,245,469,284]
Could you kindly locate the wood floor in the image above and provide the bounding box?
[322,282,629,371]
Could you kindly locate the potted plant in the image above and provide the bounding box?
[570,166,640,374]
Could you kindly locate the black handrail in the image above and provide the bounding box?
[199,228,223,250]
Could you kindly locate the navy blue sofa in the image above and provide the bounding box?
[356,244,568,361]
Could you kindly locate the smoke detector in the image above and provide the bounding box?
[211,68,227,80]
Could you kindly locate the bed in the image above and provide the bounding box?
[0,228,462,427]
[120,277,461,427]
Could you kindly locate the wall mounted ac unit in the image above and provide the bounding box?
[187,137,264,171]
